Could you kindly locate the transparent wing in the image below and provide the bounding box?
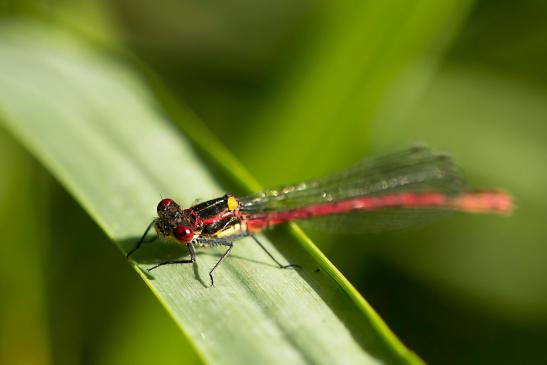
[297,207,453,233]
[239,145,466,232]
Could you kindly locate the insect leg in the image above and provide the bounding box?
[250,235,302,270]
[197,238,234,286]
[126,220,157,258]
[148,243,197,271]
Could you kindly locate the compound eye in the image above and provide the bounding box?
[173,225,194,243]
[157,198,173,212]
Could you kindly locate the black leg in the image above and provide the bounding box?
[143,235,158,244]
[126,220,156,258]
[192,237,238,287]
[148,244,197,271]
[250,235,301,270]
[208,241,233,287]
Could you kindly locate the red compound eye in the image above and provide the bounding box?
[157,198,173,212]
[174,225,194,243]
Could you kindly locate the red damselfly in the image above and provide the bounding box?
[126,146,512,285]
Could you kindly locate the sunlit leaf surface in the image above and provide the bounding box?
[0,21,422,365]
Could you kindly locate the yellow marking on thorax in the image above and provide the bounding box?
[227,195,238,211]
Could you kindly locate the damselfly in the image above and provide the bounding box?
[126,146,512,285]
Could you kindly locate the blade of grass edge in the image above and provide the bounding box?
[0,19,423,365]
[145,74,423,363]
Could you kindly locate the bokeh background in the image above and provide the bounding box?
[1,0,547,364]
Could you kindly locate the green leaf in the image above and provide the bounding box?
[0,20,422,365]
[236,0,474,185]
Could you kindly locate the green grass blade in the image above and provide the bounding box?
[0,20,422,365]
[238,0,474,183]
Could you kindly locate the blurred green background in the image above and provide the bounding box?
[1,0,546,364]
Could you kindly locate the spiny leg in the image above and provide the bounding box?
[209,245,232,287]
[127,220,157,258]
[250,235,301,270]
[195,238,234,287]
[148,243,197,271]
